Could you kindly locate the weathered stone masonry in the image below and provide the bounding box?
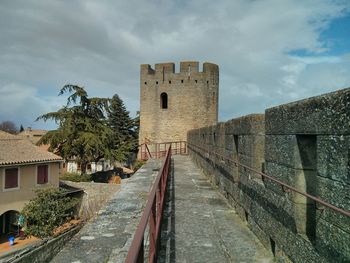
[187,88,350,263]
[139,61,218,145]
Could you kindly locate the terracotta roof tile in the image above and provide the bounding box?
[0,130,18,139]
[0,131,62,165]
[17,129,48,144]
[18,129,48,136]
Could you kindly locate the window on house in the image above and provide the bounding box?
[37,165,48,184]
[4,168,19,189]
[161,92,168,109]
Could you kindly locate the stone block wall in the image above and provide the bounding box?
[4,225,82,263]
[187,88,350,263]
[139,61,219,145]
[265,88,350,262]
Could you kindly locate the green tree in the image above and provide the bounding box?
[132,111,140,141]
[19,124,24,132]
[107,94,138,162]
[21,188,78,238]
[37,85,112,173]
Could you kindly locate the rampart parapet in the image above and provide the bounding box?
[187,86,350,263]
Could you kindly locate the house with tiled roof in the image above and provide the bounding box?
[0,131,62,236]
[17,128,110,175]
[17,127,48,145]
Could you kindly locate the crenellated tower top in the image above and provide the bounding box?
[139,61,219,144]
[141,61,219,76]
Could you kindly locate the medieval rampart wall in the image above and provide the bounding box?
[188,88,350,263]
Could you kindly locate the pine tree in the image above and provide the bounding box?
[108,94,138,162]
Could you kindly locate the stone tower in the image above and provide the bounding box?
[139,61,219,144]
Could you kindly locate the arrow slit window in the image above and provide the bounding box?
[161,92,168,109]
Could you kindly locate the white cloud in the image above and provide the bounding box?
[0,0,349,127]
[0,83,60,128]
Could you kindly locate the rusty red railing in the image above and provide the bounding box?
[139,141,187,160]
[187,142,350,218]
[139,143,153,160]
[125,146,172,263]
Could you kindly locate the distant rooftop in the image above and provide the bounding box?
[17,127,48,144]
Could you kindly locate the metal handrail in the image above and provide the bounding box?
[125,146,172,263]
[187,142,350,218]
[139,143,153,160]
[139,141,187,160]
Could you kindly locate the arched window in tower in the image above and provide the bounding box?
[160,92,168,109]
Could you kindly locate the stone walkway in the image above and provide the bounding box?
[50,159,163,263]
[49,156,273,263]
[158,155,273,263]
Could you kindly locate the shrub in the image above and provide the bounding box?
[21,188,79,238]
[61,172,91,182]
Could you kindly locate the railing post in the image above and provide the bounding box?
[139,141,188,160]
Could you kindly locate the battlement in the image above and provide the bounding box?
[155,62,175,74]
[180,61,199,73]
[141,61,218,75]
[139,60,219,145]
[140,64,155,74]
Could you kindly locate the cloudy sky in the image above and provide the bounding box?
[1,0,350,130]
